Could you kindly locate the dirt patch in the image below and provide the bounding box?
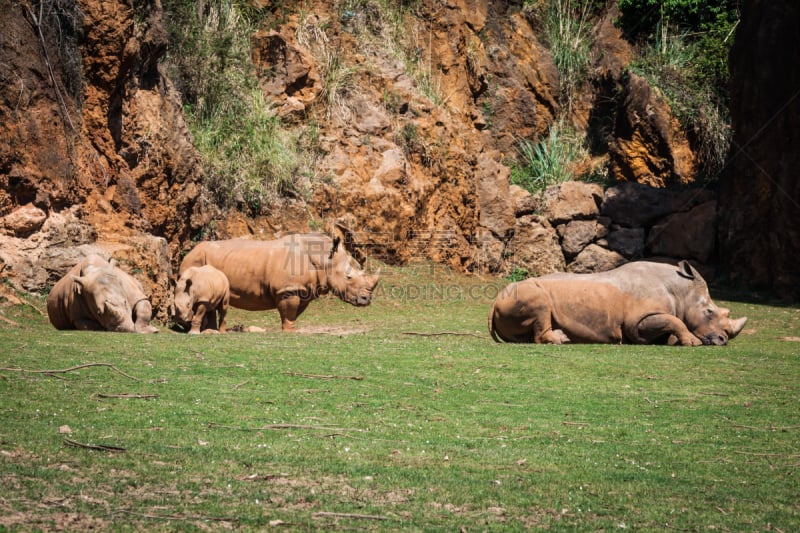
[293,325,368,336]
[0,511,110,532]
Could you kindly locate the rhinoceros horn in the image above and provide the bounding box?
[726,316,748,339]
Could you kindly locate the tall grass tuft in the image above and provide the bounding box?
[526,0,595,113]
[510,121,588,195]
[163,0,311,213]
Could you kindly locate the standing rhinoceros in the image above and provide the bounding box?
[173,265,230,334]
[489,260,747,346]
[179,234,380,331]
[47,254,159,333]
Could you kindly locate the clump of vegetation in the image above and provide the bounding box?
[524,0,601,113]
[506,267,530,282]
[510,120,592,195]
[336,0,442,105]
[618,0,740,179]
[162,0,313,213]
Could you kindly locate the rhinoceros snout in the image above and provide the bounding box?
[356,294,372,306]
[701,332,728,346]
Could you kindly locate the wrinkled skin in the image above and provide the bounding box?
[490,263,746,346]
[47,254,159,334]
[541,260,747,344]
[174,265,230,334]
[179,234,380,331]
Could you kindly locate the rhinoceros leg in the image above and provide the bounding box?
[636,314,702,346]
[133,300,159,334]
[188,302,211,334]
[276,293,311,331]
[217,305,227,334]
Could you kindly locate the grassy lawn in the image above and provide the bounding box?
[1,264,798,531]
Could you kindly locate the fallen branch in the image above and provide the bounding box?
[562,421,590,427]
[402,331,485,339]
[63,438,126,453]
[313,512,389,521]
[284,371,363,381]
[724,417,800,432]
[208,422,364,433]
[95,393,158,399]
[115,509,237,523]
[734,451,800,458]
[0,363,141,381]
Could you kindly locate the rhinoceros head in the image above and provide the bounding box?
[677,261,748,345]
[326,236,380,306]
[72,265,136,333]
[173,277,195,327]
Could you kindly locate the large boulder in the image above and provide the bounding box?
[648,201,717,263]
[609,73,697,186]
[539,181,603,225]
[568,244,627,273]
[505,215,566,276]
[601,182,713,228]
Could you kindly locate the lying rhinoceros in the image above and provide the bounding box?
[173,265,230,334]
[489,260,746,346]
[179,234,380,331]
[47,254,159,333]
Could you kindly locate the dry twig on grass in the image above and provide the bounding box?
[313,511,390,521]
[63,438,126,453]
[95,393,158,399]
[207,422,365,433]
[0,363,141,381]
[284,371,363,381]
[402,331,485,339]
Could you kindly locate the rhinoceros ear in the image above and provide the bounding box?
[71,275,86,295]
[329,236,341,259]
[677,260,697,280]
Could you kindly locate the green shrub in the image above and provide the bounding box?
[618,0,740,86]
[510,121,588,195]
[162,0,311,213]
[629,24,731,179]
[524,0,602,112]
[506,267,530,282]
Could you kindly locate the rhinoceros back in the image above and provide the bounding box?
[179,238,318,311]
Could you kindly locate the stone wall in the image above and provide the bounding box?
[506,181,718,277]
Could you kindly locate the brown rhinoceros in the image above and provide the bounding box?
[47,254,159,333]
[179,234,380,331]
[174,265,230,334]
[489,261,746,346]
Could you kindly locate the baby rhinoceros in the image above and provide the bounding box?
[173,265,230,334]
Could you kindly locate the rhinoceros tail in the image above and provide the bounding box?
[488,300,503,343]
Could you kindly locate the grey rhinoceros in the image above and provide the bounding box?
[173,265,230,334]
[47,254,159,333]
[179,234,380,331]
[489,260,747,346]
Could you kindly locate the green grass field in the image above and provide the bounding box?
[1,264,798,531]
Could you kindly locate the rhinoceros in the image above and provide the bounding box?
[179,234,380,331]
[489,260,746,346]
[47,254,159,333]
[174,265,230,334]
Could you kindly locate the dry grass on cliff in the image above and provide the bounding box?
[1,264,799,531]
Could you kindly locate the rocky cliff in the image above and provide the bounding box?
[0,0,209,315]
[717,0,800,299]
[0,0,795,314]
